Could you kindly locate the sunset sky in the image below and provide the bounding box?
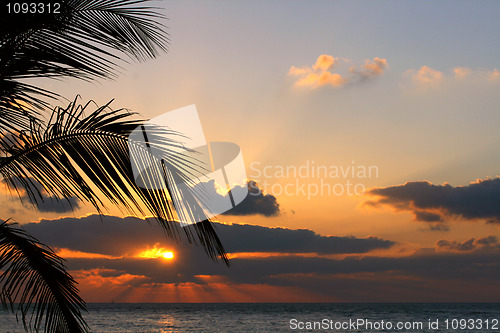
[2,0,500,302]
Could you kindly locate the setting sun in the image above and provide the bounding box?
[163,251,174,260]
[137,244,175,260]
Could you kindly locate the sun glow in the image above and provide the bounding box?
[163,251,174,259]
[137,243,175,260]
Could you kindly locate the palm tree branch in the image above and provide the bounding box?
[0,0,169,130]
[0,98,229,263]
[0,219,88,333]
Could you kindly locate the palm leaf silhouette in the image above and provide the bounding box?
[0,219,88,333]
[1,2,229,332]
[0,0,168,131]
[0,97,229,262]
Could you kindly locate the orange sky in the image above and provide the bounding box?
[2,1,500,303]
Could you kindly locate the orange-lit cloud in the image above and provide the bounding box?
[74,268,149,287]
[313,54,336,71]
[289,55,388,88]
[288,54,346,88]
[21,214,500,303]
[55,248,120,259]
[408,65,443,86]
[453,66,472,80]
[293,71,346,88]
[70,255,500,303]
[489,68,500,81]
[73,269,337,303]
[453,66,500,82]
[71,269,151,302]
[405,65,500,88]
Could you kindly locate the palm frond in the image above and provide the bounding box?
[0,219,88,333]
[0,0,169,130]
[0,97,229,264]
[0,82,51,132]
[1,0,168,79]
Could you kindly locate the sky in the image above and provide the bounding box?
[2,0,500,302]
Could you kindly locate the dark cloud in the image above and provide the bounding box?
[23,214,392,256]
[437,238,475,251]
[24,215,160,257]
[65,248,500,285]
[436,236,499,252]
[3,177,80,213]
[366,178,500,223]
[63,245,500,302]
[216,223,394,254]
[223,180,280,216]
[476,235,498,246]
[414,211,442,222]
[186,180,280,217]
[425,223,450,232]
[22,215,500,302]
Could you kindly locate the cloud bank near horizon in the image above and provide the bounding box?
[20,214,500,302]
[24,214,393,256]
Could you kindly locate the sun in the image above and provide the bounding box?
[162,251,174,260]
[137,244,175,260]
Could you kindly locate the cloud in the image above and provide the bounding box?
[186,179,280,217]
[289,55,387,88]
[414,210,442,222]
[437,238,475,252]
[489,68,500,81]
[222,181,280,217]
[216,224,394,254]
[436,236,499,252]
[23,214,393,256]
[453,67,500,82]
[408,65,443,86]
[405,65,500,88]
[289,68,346,88]
[21,214,500,302]
[351,57,388,77]
[313,54,336,71]
[453,66,472,80]
[2,177,80,213]
[365,178,500,224]
[421,223,450,232]
[64,244,500,302]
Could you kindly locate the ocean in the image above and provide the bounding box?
[0,303,499,332]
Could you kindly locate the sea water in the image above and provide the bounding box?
[0,303,499,332]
